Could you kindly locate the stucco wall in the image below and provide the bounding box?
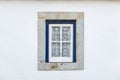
[0,1,120,80]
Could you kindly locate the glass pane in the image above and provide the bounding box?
[52,27,60,41]
[62,43,70,57]
[52,43,60,57]
[62,27,71,41]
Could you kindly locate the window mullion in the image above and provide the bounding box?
[60,26,62,57]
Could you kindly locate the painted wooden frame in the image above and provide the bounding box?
[46,20,76,63]
[38,12,84,70]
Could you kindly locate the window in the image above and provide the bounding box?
[38,12,84,70]
[46,20,76,63]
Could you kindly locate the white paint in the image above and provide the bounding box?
[0,1,120,80]
[49,24,73,62]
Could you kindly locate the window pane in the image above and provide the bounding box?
[62,43,70,57]
[52,27,60,41]
[52,43,60,57]
[62,27,71,41]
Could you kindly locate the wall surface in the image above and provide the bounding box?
[0,1,120,80]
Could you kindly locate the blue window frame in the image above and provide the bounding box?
[46,20,76,63]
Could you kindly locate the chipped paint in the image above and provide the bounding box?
[50,63,60,69]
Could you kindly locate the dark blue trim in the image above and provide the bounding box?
[73,21,76,63]
[46,20,49,62]
[46,20,76,63]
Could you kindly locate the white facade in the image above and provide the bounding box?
[0,1,120,80]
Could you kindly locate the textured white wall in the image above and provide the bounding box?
[0,1,120,80]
